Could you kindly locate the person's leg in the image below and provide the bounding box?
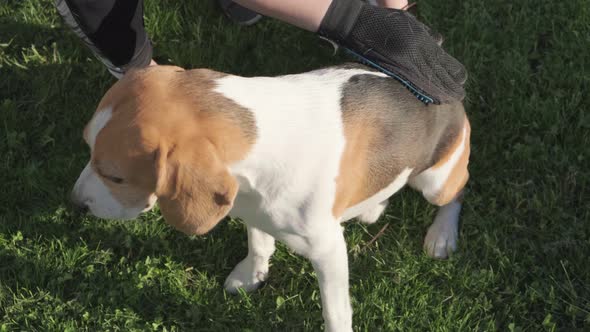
[55,0,152,78]
[233,0,331,32]
[228,0,408,29]
[236,0,467,105]
[376,0,408,9]
[232,0,409,32]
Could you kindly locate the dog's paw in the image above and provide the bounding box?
[224,257,268,294]
[423,221,458,259]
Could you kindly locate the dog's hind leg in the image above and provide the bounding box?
[410,153,468,259]
[410,118,471,259]
[357,200,388,224]
[423,193,462,259]
[224,226,276,293]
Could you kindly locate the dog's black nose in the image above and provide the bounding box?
[70,192,89,214]
[75,202,89,214]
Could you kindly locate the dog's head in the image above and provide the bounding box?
[71,66,242,235]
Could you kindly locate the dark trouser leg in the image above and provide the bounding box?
[55,0,152,78]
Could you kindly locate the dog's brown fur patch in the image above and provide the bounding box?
[332,70,467,219]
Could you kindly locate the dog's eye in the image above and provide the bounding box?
[93,164,124,184]
[105,175,124,184]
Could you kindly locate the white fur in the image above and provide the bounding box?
[410,126,467,203]
[72,162,141,219]
[358,200,388,224]
[224,226,276,293]
[214,68,404,332]
[340,167,413,222]
[86,107,112,149]
[216,68,380,250]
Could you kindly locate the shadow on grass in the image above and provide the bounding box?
[0,246,242,329]
[1,203,321,330]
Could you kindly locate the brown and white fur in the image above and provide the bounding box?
[71,64,470,332]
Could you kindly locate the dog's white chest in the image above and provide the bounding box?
[217,68,387,250]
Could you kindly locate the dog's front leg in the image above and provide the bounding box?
[225,226,276,293]
[308,227,352,332]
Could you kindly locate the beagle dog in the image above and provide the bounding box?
[71,64,470,332]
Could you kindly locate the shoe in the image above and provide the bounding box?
[218,0,262,26]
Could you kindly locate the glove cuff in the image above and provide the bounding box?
[317,0,364,42]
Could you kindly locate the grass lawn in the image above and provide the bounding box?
[1,0,589,330]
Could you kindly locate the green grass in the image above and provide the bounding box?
[1,0,589,330]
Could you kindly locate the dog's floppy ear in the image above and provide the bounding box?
[154,139,238,235]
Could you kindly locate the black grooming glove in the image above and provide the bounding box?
[318,0,467,104]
